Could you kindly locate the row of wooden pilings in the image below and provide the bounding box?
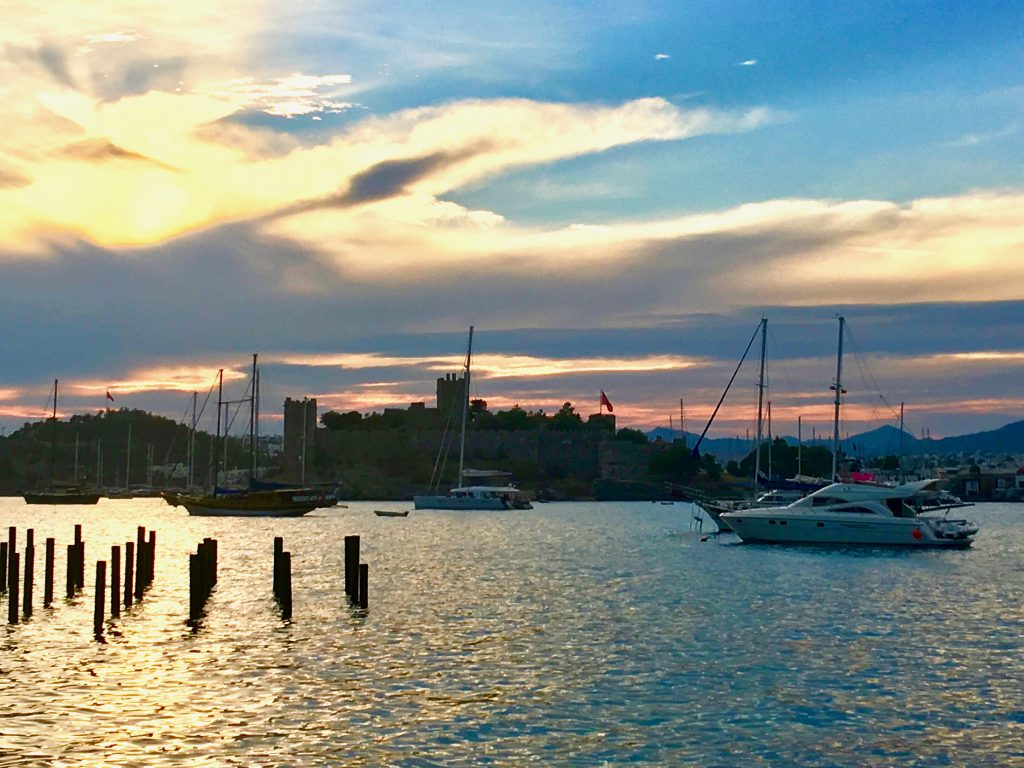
[4,526,368,632]
[1,525,155,634]
[268,534,367,622]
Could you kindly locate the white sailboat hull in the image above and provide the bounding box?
[413,494,509,510]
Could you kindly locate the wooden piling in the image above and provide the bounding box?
[44,538,54,608]
[147,530,156,587]
[124,541,134,608]
[7,552,18,624]
[280,551,292,620]
[23,540,34,618]
[74,525,84,590]
[134,527,145,600]
[66,544,75,599]
[94,560,106,636]
[273,536,284,601]
[357,563,368,610]
[110,546,121,618]
[344,535,359,600]
[189,553,200,624]
[0,541,7,593]
[7,527,16,599]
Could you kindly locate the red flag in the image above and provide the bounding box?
[106,390,115,402]
[600,390,613,412]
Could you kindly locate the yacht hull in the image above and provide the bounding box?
[721,512,973,548]
[179,489,336,517]
[23,491,101,505]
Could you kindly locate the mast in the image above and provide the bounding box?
[831,315,846,482]
[249,353,257,484]
[679,398,686,446]
[899,402,905,484]
[49,379,57,489]
[126,421,132,489]
[254,364,261,481]
[753,318,767,492]
[797,416,802,477]
[214,368,223,492]
[767,400,773,482]
[457,326,474,487]
[74,433,79,484]
[189,392,197,488]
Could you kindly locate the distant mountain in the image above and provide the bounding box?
[646,420,1024,459]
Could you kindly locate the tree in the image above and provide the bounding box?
[321,410,364,430]
[613,427,648,444]
[549,402,583,431]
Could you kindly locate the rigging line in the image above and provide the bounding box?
[691,321,762,456]
[844,324,901,421]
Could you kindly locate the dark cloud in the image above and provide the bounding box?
[6,43,75,87]
[0,166,30,189]
[57,139,178,171]
[90,57,187,101]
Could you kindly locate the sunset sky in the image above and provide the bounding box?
[2,1,1023,442]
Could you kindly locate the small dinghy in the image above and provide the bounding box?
[374,509,409,517]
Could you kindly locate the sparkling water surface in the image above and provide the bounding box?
[0,498,1021,766]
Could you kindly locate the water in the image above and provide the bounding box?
[0,498,1021,766]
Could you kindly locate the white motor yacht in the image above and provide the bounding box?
[720,480,978,548]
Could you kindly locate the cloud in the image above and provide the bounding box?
[57,138,178,170]
[197,73,356,118]
[945,123,1019,148]
[736,59,758,67]
[655,53,671,60]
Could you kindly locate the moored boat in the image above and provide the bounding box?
[24,486,101,505]
[720,480,978,548]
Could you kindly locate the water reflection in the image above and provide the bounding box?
[0,499,1020,765]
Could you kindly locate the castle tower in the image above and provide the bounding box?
[436,372,466,424]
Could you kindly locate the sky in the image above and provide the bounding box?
[2,1,1024,443]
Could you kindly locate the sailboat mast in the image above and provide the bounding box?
[753,318,767,492]
[249,353,257,484]
[126,421,132,490]
[767,400,773,482]
[797,416,802,477]
[457,326,474,487]
[52,379,57,420]
[831,315,846,482]
[189,392,197,488]
[214,368,223,491]
[899,402,905,484]
[74,434,79,483]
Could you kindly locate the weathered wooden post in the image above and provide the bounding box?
[273,536,284,601]
[66,544,75,599]
[134,526,145,600]
[280,551,292,620]
[124,541,134,608]
[357,563,368,610]
[94,561,106,636]
[147,530,156,587]
[43,538,55,607]
[74,525,84,590]
[189,552,200,624]
[110,545,121,618]
[344,535,360,600]
[7,527,16,599]
[1,541,8,593]
[7,551,18,624]
[23,529,34,618]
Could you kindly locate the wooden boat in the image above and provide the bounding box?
[374,509,410,517]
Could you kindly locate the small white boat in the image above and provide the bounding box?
[414,483,532,510]
[720,480,978,548]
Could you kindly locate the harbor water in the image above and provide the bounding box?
[0,498,1021,766]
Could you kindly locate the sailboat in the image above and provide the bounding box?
[23,379,101,505]
[413,328,532,510]
[720,315,980,546]
[175,356,339,517]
